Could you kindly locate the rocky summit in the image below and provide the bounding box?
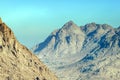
[33,21,120,80]
[0,18,58,80]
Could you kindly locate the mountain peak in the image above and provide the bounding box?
[33,21,120,80]
[67,20,74,25]
[0,21,15,40]
[62,20,78,30]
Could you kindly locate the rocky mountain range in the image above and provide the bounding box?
[32,21,120,80]
[0,18,58,80]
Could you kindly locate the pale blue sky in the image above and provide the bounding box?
[0,0,120,48]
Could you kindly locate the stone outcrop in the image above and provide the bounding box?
[0,19,58,80]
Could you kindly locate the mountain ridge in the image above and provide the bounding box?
[0,18,58,80]
[33,21,120,80]
[33,21,85,57]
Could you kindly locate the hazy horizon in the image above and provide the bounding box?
[0,0,120,48]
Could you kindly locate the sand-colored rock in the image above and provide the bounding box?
[0,18,2,24]
[0,19,58,80]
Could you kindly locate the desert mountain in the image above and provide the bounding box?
[33,21,120,80]
[34,21,85,60]
[0,18,58,80]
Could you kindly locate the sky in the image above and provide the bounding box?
[0,0,120,48]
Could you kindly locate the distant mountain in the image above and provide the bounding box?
[32,21,120,80]
[0,18,58,80]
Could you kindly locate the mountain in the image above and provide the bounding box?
[0,18,58,80]
[32,21,120,80]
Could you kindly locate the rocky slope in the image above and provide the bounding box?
[33,21,120,80]
[0,18,58,80]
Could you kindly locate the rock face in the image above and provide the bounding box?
[33,21,85,65]
[0,19,58,80]
[33,21,120,80]
[0,18,2,24]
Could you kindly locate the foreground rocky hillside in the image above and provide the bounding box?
[33,21,120,80]
[0,18,58,80]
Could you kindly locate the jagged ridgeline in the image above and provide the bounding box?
[0,18,58,80]
[33,21,120,80]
